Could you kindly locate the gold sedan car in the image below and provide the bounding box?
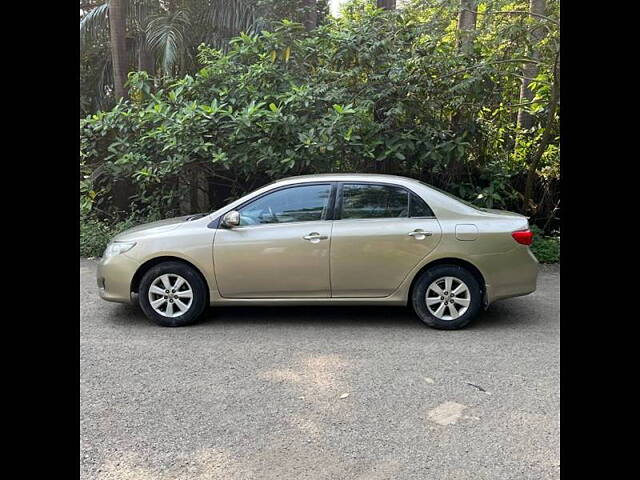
[97,174,537,329]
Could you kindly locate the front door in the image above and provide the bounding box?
[213,183,334,298]
[330,183,442,297]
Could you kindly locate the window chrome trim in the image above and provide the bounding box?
[212,179,438,229]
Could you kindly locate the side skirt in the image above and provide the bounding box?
[210,296,407,307]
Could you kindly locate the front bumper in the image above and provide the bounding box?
[96,254,140,304]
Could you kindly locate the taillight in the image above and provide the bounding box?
[512,229,534,246]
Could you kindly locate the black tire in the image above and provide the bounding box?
[138,261,208,327]
[411,264,482,330]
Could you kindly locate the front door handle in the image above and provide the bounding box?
[408,229,432,239]
[303,232,329,243]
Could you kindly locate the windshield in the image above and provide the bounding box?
[418,181,483,211]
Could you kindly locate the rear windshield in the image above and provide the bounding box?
[418,181,483,211]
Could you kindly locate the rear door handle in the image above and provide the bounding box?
[408,229,432,239]
[303,232,328,243]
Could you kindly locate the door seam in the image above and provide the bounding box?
[328,220,334,298]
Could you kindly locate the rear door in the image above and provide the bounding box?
[330,183,442,297]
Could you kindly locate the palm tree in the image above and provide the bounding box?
[80,0,258,108]
[108,0,129,99]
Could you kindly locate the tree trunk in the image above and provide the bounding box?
[377,0,396,10]
[303,0,317,31]
[449,1,477,182]
[138,36,154,75]
[190,168,199,213]
[517,0,546,130]
[456,0,477,56]
[109,0,129,100]
[522,52,559,214]
[112,178,135,213]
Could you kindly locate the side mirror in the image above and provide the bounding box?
[222,210,240,228]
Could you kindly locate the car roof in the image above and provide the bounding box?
[275,173,424,186]
[207,172,498,221]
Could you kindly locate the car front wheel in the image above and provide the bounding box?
[411,264,482,330]
[138,261,208,327]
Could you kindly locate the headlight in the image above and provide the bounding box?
[103,241,136,259]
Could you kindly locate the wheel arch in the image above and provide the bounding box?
[407,257,487,305]
[131,256,211,297]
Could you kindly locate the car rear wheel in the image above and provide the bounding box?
[411,264,482,330]
[139,261,208,327]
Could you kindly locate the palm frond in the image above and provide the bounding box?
[97,56,114,111]
[129,0,162,32]
[201,0,258,49]
[146,9,191,74]
[80,2,110,48]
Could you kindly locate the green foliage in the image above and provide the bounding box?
[81,2,559,234]
[80,218,117,257]
[79,1,331,117]
[256,0,330,26]
[80,211,163,257]
[530,226,560,264]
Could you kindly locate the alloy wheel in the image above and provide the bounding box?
[147,274,193,318]
[425,276,471,321]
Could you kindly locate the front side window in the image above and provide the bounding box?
[238,184,331,226]
[340,184,409,219]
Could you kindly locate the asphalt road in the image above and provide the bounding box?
[80,259,559,480]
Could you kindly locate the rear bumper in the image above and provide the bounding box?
[481,247,539,304]
[96,254,139,304]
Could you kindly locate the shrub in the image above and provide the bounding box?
[530,226,560,264]
[80,7,559,228]
[80,212,162,257]
[80,219,113,257]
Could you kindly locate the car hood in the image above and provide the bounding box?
[112,215,193,241]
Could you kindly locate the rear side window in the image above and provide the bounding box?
[410,193,435,217]
[340,184,408,219]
